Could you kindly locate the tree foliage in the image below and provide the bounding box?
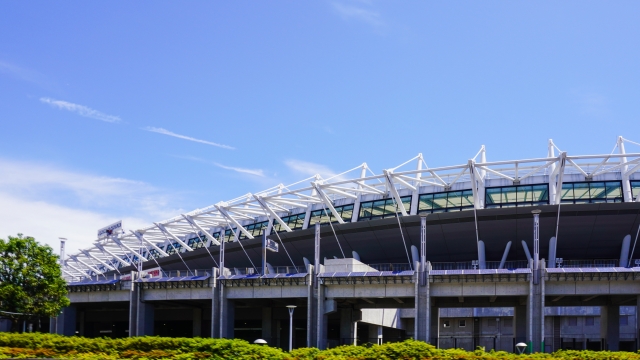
[0,234,69,327]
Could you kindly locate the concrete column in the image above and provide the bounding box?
[429,305,439,346]
[193,308,202,337]
[316,283,327,349]
[307,265,317,348]
[54,305,77,336]
[137,301,155,336]
[219,285,234,338]
[515,305,527,346]
[529,271,544,352]
[606,305,620,351]
[262,307,273,344]
[211,268,220,338]
[129,282,138,336]
[340,308,357,345]
[415,262,429,342]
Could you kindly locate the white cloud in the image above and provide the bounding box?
[285,159,338,179]
[332,2,383,27]
[0,159,183,253]
[40,97,121,123]
[0,60,54,90]
[213,162,265,177]
[0,192,149,255]
[144,127,234,150]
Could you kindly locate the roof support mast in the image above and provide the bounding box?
[619,136,633,202]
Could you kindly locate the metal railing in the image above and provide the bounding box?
[432,336,515,352]
[158,269,211,278]
[431,260,528,270]
[557,259,618,268]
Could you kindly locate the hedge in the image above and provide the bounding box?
[2,333,640,360]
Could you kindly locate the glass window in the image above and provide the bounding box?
[443,320,450,328]
[272,213,306,233]
[208,232,221,247]
[621,315,629,326]
[418,190,474,214]
[484,184,550,209]
[358,197,412,221]
[632,181,640,200]
[224,228,237,242]
[165,242,182,255]
[187,235,206,249]
[239,220,269,240]
[585,317,595,326]
[458,320,466,327]
[309,204,354,226]
[561,181,623,204]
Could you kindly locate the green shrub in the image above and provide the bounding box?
[3,333,640,359]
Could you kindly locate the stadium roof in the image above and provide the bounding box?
[61,136,640,280]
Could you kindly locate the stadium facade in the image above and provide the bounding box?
[15,137,640,352]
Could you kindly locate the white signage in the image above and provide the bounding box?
[266,238,279,253]
[98,221,123,239]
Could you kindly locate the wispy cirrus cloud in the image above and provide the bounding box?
[176,155,265,177]
[40,97,121,123]
[213,162,265,177]
[144,127,234,150]
[332,2,383,27]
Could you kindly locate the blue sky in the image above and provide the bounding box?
[1,1,639,252]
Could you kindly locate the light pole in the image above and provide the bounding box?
[286,305,297,351]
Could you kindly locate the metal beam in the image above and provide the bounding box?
[383,170,408,216]
[154,223,194,251]
[181,215,221,246]
[215,205,255,239]
[68,256,102,274]
[131,231,170,256]
[253,195,292,232]
[80,250,116,271]
[112,237,148,261]
[95,243,130,267]
[311,182,345,224]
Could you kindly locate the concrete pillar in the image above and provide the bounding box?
[529,269,545,352]
[54,305,77,336]
[606,305,620,351]
[515,305,527,346]
[192,308,202,337]
[340,308,358,345]
[129,282,138,336]
[429,305,439,346]
[262,307,273,344]
[211,268,220,338]
[415,262,429,342]
[219,285,234,338]
[307,264,317,348]
[137,301,155,336]
[316,283,327,349]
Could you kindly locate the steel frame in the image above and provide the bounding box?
[62,136,640,280]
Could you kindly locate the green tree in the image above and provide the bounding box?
[0,234,70,332]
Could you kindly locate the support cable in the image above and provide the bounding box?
[184,222,219,267]
[627,223,640,268]
[225,221,260,275]
[272,225,299,273]
[161,234,193,275]
[320,205,346,258]
[389,195,413,270]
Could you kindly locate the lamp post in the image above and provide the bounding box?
[286,305,297,351]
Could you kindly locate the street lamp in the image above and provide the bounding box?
[254,339,267,345]
[286,305,297,351]
[516,342,527,354]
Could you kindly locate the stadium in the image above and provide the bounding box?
[31,137,640,352]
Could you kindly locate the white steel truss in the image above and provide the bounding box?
[61,136,640,280]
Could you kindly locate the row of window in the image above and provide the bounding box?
[157,181,636,251]
[443,316,633,328]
